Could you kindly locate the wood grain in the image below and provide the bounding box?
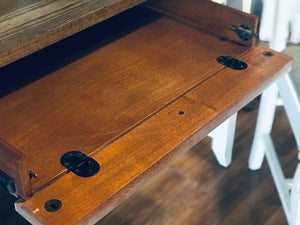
[0,0,145,68]
[96,106,295,225]
[0,0,42,16]
[0,6,248,198]
[145,0,258,47]
[15,45,292,225]
[0,2,292,224]
[1,106,296,225]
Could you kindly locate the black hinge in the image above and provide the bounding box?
[217,55,247,70]
[231,24,258,41]
[60,151,100,177]
[0,169,16,195]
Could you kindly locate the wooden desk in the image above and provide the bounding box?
[0,0,292,224]
[0,0,145,68]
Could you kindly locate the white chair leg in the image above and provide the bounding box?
[269,0,292,51]
[291,164,300,225]
[259,0,277,41]
[290,13,300,44]
[242,0,252,13]
[249,83,279,170]
[264,134,291,221]
[208,113,237,167]
[211,0,228,5]
[277,74,300,150]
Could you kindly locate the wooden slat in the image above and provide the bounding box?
[15,46,292,225]
[0,0,42,16]
[145,0,258,47]
[0,7,248,198]
[0,0,145,68]
[1,107,295,225]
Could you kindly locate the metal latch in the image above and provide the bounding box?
[0,169,16,195]
[60,151,100,177]
[217,55,248,70]
[231,24,257,41]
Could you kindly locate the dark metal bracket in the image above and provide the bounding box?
[217,55,248,70]
[0,169,16,195]
[60,151,100,177]
[231,24,257,41]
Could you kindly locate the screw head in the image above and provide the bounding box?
[263,51,274,57]
[44,199,62,212]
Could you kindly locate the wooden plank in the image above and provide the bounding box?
[145,0,258,47]
[0,0,42,16]
[15,45,292,225]
[0,7,248,197]
[1,107,294,225]
[0,0,145,68]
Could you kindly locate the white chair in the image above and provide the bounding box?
[259,0,300,51]
[211,0,252,13]
[211,1,300,223]
[210,0,300,168]
[249,46,300,225]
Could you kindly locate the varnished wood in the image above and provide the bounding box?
[15,45,292,225]
[0,140,30,197]
[97,106,296,225]
[1,106,296,225]
[146,0,258,47]
[0,6,248,198]
[0,0,145,68]
[0,2,292,224]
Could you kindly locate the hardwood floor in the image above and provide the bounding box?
[0,104,296,225]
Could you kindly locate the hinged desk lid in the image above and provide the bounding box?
[0,1,292,224]
[0,4,252,198]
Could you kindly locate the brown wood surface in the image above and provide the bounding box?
[1,106,296,225]
[0,0,41,16]
[95,106,295,225]
[0,6,248,198]
[0,140,30,197]
[145,0,258,47]
[15,45,292,225]
[0,0,145,68]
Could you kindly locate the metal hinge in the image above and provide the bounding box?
[231,24,258,41]
[217,55,247,70]
[60,151,100,177]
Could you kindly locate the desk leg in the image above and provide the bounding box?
[209,113,237,167]
[291,164,300,225]
[249,83,278,170]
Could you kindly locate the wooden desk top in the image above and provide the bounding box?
[15,42,291,224]
[0,5,249,196]
[0,1,292,224]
